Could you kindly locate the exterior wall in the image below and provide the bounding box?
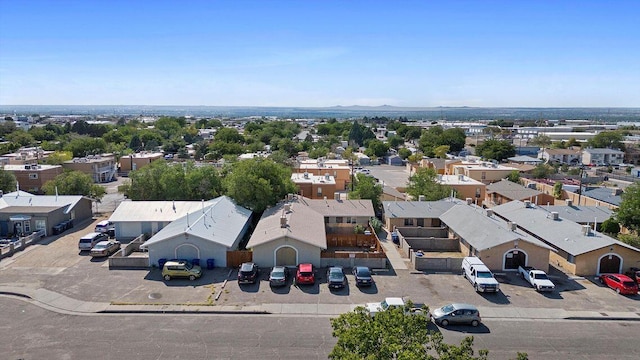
[325,216,370,226]
[250,236,322,267]
[384,217,443,230]
[581,150,624,166]
[414,256,463,272]
[574,244,640,276]
[450,184,486,206]
[320,257,387,269]
[115,222,142,240]
[147,235,230,268]
[486,191,554,207]
[477,241,550,272]
[462,168,513,184]
[9,167,63,193]
[72,198,94,222]
[294,167,350,190]
[63,156,117,183]
[119,154,163,172]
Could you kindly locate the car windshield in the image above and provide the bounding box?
[534,273,549,280]
[380,300,389,310]
[184,262,193,270]
[300,271,312,277]
[476,271,493,278]
[94,244,107,250]
[441,304,455,313]
[80,238,92,243]
[329,269,343,278]
[356,268,371,277]
[271,269,285,277]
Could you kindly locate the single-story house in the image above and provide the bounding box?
[140,196,252,268]
[440,203,555,272]
[492,201,640,276]
[0,191,92,237]
[383,199,455,230]
[485,179,554,207]
[387,155,403,166]
[109,199,220,240]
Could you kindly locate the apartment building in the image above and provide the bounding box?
[63,154,117,183]
[3,164,63,193]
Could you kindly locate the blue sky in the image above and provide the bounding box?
[1,0,639,107]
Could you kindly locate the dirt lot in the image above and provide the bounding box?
[1,223,638,312]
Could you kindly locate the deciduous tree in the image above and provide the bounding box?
[617,183,640,234]
[406,168,451,201]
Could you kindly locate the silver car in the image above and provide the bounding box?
[269,266,288,287]
[430,303,481,327]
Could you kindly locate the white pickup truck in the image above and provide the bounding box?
[518,265,555,292]
[364,297,425,317]
[462,257,500,293]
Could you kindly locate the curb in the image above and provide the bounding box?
[99,309,271,315]
[565,316,640,321]
[0,291,32,299]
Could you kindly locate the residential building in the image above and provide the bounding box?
[294,159,351,190]
[140,196,252,268]
[383,199,455,230]
[623,144,640,165]
[2,146,53,165]
[0,190,92,237]
[448,161,518,184]
[118,152,164,174]
[3,164,63,194]
[63,154,117,183]
[493,200,640,276]
[291,172,337,199]
[538,148,581,165]
[541,201,613,230]
[437,175,486,206]
[581,148,624,166]
[485,179,554,207]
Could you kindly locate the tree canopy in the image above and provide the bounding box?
[329,305,496,360]
[0,169,17,193]
[406,168,452,201]
[418,126,466,157]
[587,131,625,150]
[475,139,516,161]
[42,171,106,200]
[349,173,383,210]
[617,183,640,234]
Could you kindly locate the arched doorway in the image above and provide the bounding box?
[598,253,622,274]
[275,246,297,266]
[175,243,200,261]
[503,249,527,270]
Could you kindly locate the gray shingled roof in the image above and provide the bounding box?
[440,203,553,251]
[383,200,456,219]
[141,196,252,249]
[582,187,622,206]
[247,199,327,249]
[539,205,613,224]
[486,179,542,201]
[492,201,638,256]
[302,198,374,217]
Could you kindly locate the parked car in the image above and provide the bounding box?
[78,232,109,252]
[430,303,481,327]
[364,297,425,317]
[352,266,374,287]
[625,267,640,286]
[327,266,347,289]
[162,260,202,281]
[295,263,315,285]
[269,266,288,287]
[90,240,121,257]
[599,273,639,295]
[238,262,259,284]
[94,220,113,233]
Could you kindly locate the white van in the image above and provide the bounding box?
[78,232,109,251]
[95,220,113,233]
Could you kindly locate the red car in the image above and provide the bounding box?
[295,263,315,285]
[599,273,639,295]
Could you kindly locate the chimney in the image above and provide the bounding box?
[582,225,591,236]
[486,209,494,217]
[334,192,340,201]
[287,193,294,201]
[551,211,559,220]
[418,195,426,201]
[510,222,517,231]
[280,216,287,228]
[612,188,622,196]
[466,198,473,205]
[284,203,291,212]
[524,200,532,208]
[566,199,573,207]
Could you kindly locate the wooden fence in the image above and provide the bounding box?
[326,234,377,248]
[227,250,253,268]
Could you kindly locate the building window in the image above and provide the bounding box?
[35,220,46,230]
[567,254,575,263]
[481,172,486,180]
[29,173,38,179]
[404,218,414,226]
[317,187,322,197]
[336,217,343,223]
[24,221,31,233]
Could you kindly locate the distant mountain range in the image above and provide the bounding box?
[1,105,640,122]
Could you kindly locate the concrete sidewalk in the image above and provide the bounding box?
[2,285,640,321]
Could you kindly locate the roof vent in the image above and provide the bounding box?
[612,188,623,196]
[284,203,291,212]
[524,200,532,208]
[566,199,573,207]
[418,195,426,202]
[507,221,517,231]
[458,174,465,181]
[551,211,559,220]
[334,192,340,201]
[466,198,473,205]
[486,209,494,217]
[582,225,591,236]
[280,216,287,228]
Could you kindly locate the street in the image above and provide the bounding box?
[2,297,639,360]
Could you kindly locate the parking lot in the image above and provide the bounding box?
[1,220,638,314]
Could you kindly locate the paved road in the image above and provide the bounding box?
[2,297,639,360]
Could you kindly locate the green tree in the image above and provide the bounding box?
[553,181,563,199]
[434,145,450,159]
[406,168,451,201]
[507,170,520,183]
[348,120,365,146]
[387,134,404,149]
[65,136,107,157]
[398,148,412,160]
[42,171,106,201]
[475,139,516,161]
[45,151,73,165]
[617,234,640,248]
[349,173,383,210]
[587,131,625,150]
[329,305,491,360]
[0,169,17,193]
[531,164,553,179]
[364,139,389,158]
[600,218,620,235]
[616,183,640,234]
[529,135,552,148]
[223,158,296,213]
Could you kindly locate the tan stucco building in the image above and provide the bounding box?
[3,164,63,193]
[63,154,117,183]
[119,152,163,173]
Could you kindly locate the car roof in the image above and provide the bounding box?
[607,273,633,281]
[272,266,285,271]
[240,262,255,270]
[298,263,313,272]
[355,266,370,272]
[81,232,102,238]
[94,241,111,246]
[384,297,405,306]
[450,303,478,311]
[165,260,187,266]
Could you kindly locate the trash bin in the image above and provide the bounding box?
[206,258,215,270]
[158,258,167,269]
[192,258,200,267]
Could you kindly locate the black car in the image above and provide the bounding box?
[327,266,347,289]
[238,262,259,284]
[352,266,374,287]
